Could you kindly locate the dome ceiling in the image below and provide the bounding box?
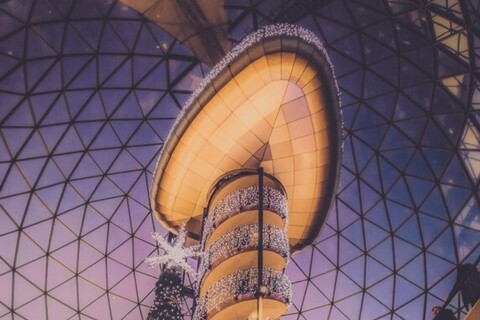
[0,0,479,319]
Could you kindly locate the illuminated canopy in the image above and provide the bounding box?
[150,24,342,250]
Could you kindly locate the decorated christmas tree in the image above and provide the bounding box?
[147,267,184,320]
[146,225,200,320]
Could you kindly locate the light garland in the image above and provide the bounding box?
[194,267,291,319]
[197,223,290,286]
[201,185,288,247]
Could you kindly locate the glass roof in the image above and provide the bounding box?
[0,0,478,319]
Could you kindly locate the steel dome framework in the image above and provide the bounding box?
[0,0,479,319]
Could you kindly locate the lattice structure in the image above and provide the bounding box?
[0,0,479,319]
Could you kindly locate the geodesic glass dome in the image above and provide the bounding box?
[0,0,479,319]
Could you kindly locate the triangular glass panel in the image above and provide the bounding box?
[76,93,106,121]
[55,127,84,154]
[3,99,34,128]
[15,232,46,267]
[360,160,383,196]
[405,149,434,180]
[110,120,141,145]
[0,205,19,236]
[425,253,455,289]
[77,277,107,310]
[138,61,168,90]
[33,61,63,93]
[2,164,31,196]
[134,24,165,55]
[27,28,56,58]
[81,293,111,319]
[427,227,456,263]
[342,220,364,250]
[406,176,434,207]
[81,204,108,236]
[394,274,423,309]
[23,193,52,227]
[369,236,394,270]
[337,68,364,98]
[74,122,104,147]
[421,119,451,148]
[361,292,391,319]
[18,131,49,160]
[301,281,330,309]
[338,236,363,266]
[78,236,106,271]
[394,93,426,121]
[442,154,471,188]
[107,222,132,255]
[111,93,142,119]
[364,219,390,251]
[336,196,361,228]
[46,296,76,319]
[109,171,141,193]
[396,292,424,319]
[334,271,362,301]
[16,256,47,290]
[49,221,78,254]
[147,118,176,141]
[403,46,436,78]
[62,24,93,54]
[103,57,132,88]
[0,91,23,124]
[48,275,78,308]
[40,98,70,127]
[37,158,65,188]
[97,55,127,85]
[98,23,128,53]
[13,272,43,307]
[395,213,422,247]
[1,127,31,157]
[127,121,162,146]
[0,62,24,93]
[68,57,97,89]
[106,258,132,288]
[79,256,107,289]
[290,246,313,276]
[15,157,46,187]
[399,58,431,88]
[90,124,121,149]
[91,177,124,200]
[393,236,422,268]
[354,103,387,130]
[88,149,120,173]
[30,23,63,53]
[442,184,472,219]
[109,20,141,51]
[364,69,396,98]
[387,178,414,208]
[365,255,393,288]
[422,147,452,177]
[382,126,415,150]
[341,255,365,287]
[90,197,123,222]
[57,184,86,214]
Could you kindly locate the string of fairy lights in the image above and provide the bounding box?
[201,185,288,248]
[198,222,290,289]
[194,267,292,319]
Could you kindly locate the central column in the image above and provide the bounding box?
[195,169,291,320]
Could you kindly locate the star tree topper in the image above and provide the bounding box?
[145,225,201,280]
